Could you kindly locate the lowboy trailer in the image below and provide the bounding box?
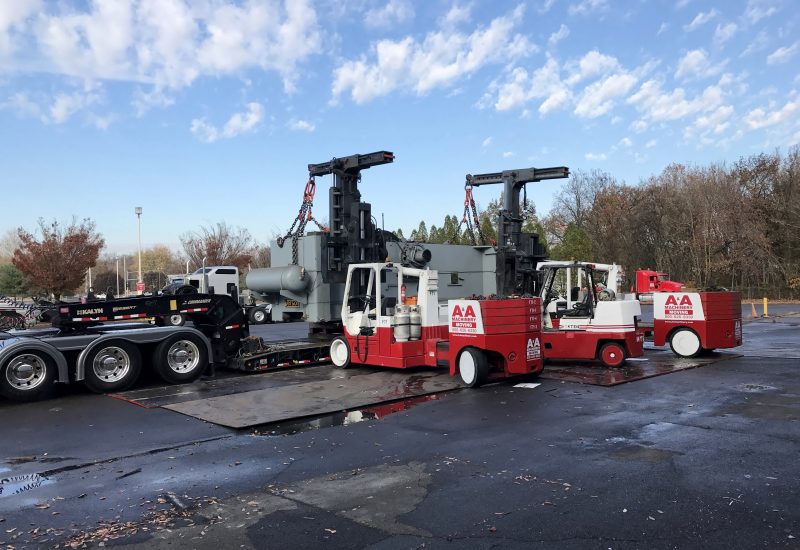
[0,293,330,402]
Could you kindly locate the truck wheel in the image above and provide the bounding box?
[670,328,701,358]
[458,347,489,388]
[152,333,208,384]
[84,341,142,393]
[165,313,186,327]
[598,342,626,368]
[0,351,56,402]
[249,307,268,325]
[330,337,352,368]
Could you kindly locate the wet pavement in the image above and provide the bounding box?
[0,312,798,548]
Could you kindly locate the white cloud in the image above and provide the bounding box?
[491,56,571,114]
[657,23,669,35]
[566,50,621,85]
[744,0,778,24]
[684,104,735,143]
[744,100,799,129]
[1,91,44,120]
[502,151,515,158]
[573,72,637,118]
[741,31,769,57]
[645,139,657,148]
[482,136,493,147]
[365,0,414,29]
[568,0,608,16]
[50,90,100,123]
[439,4,471,27]
[766,43,799,65]
[8,0,322,97]
[191,102,264,143]
[628,80,725,124]
[675,49,722,80]
[713,22,737,46]
[684,9,718,31]
[332,5,535,103]
[585,152,607,161]
[0,0,40,57]
[548,24,569,47]
[288,118,315,132]
[619,137,632,147]
[538,0,556,14]
[132,87,174,117]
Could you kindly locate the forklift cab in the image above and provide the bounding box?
[540,263,598,329]
[341,262,437,339]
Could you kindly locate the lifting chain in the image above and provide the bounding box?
[276,177,330,265]
[458,184,486,246]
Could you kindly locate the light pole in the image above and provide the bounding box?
[135,207,143,294]
[115,255,120,297]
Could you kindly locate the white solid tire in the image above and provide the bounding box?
[330,337,351,368]
[670,329,701,358]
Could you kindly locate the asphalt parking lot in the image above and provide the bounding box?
[0,309,798,549]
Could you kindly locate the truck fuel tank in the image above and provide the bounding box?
[246,265,311,294]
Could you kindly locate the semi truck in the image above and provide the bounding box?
[0,292,329,402]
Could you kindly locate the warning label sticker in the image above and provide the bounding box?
[526,337,541,361]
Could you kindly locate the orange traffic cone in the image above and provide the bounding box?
[750,302,758,319]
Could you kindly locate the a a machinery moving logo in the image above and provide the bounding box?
[526,337,541,360]
[663,294,693,319]
[451,304,477,331]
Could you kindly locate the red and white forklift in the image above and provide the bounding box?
[563,262,742,358]
[328,262,544,387]
[536,261,644,367]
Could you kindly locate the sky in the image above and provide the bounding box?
[1,0,798,256]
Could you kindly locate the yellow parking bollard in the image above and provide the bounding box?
[762,297,769,318]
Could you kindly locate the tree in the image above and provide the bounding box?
[0,264,29,298]
[93,271,123,296]
[13,218,104,300]
[250,243,272,268]
[139,244,175,275]
[409,221,428,242]
[180,222,253,269]
[395,228,405,240]
[0,229,21,265]
[549,223,592,261]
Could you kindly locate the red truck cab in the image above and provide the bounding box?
[636,270,684,293]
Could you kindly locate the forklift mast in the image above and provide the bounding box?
[308,151,395,283]
[466,166,569,296]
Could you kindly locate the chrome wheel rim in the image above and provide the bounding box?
[253,310,265,322]
[5,354,47,390]
[166,340,200,373]
[168,314,183,326]
[92,346,131,382]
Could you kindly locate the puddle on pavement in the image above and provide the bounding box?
[0,473,52,498]
[252,394,442,436]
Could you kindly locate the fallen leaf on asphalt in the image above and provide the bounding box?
[324,529,337,534]
[648,516,656,521]
[35,503,50,510]
[77,494,87,499]
[488,526,497,533]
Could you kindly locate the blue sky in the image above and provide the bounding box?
[1,0,798,255]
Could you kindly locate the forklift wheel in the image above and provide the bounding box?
[669,328,701,358]
[458,347,489,388]
[330,337,352,368]
[598,342,626,368]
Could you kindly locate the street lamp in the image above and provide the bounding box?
[135,207,143,295]
[115,255,120,297]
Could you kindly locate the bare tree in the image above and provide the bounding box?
[180,222,253,269]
